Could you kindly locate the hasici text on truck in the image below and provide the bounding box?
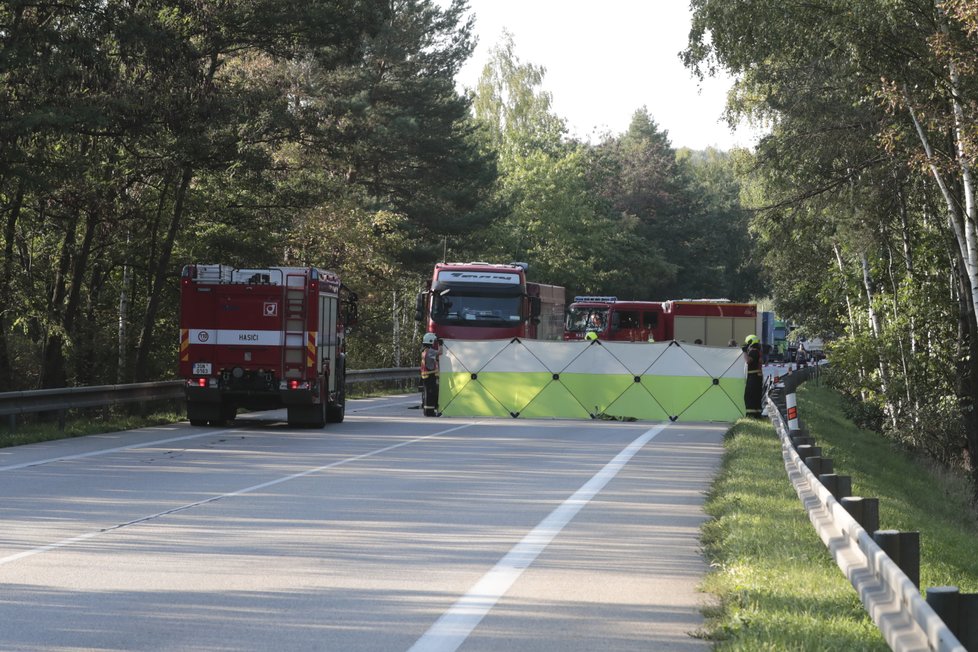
[563,297,759,346]
[415,262,565,341]
[179,264,358,428]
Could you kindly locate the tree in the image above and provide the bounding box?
[685,0,978,487]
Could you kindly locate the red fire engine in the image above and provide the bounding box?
[414,261,565,416]
[179,264,358,428]
[564,296,759,346]
[564,296,663,341]
[415,262,565,341]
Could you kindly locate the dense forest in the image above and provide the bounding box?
[0,0,756,388]
[686,0,978,490]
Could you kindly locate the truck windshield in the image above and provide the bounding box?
[565,307,609,333]
[431,292,523,325]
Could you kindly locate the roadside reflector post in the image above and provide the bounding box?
[841,496,880,534]
[873,530,920,588]
[786,390,800,433]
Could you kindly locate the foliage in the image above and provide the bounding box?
[0,2,764,395]
[702,383,978,648]
[0,0,492,382]
[472,40,758,300]
[686,0,978,490]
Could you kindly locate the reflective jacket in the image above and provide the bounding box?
[746,345,762,375]
[420,346,440,379]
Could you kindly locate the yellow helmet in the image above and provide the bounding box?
[585,331,598,341]
[745,334,759,346]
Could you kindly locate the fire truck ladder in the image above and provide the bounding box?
[283,272,307,379]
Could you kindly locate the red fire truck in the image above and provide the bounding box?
[179,264,358,428]
[415,261,565,416]
[564,296,758,346]
[663,299,759,346]
[564,296,664,341]
[416,262,565,341]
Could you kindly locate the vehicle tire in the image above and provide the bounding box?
[326,363,346,424]
[221,402,237,424]
[287,403,324,428]
[187,401,217,426]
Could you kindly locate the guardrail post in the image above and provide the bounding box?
[796,444,821,464]
[58,409,66,432]
[818,473,852,501]
[790,428,813,445]
[7,414,15,432]
[840,496,880,533]
[873,530,920,588]
[806,456,833,475]
[927,587,978,649]
[962,593,978,649]
[927,587,961,639]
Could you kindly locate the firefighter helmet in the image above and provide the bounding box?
[585,331,598,341]
[744,334,759,346]
[422,333,437,345]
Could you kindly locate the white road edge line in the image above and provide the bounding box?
[0,428,239,472]
[407,423,669,652]
[0,397,416,472]
[0,422,476,566]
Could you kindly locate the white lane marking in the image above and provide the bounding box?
[408,424,669,652]
[0,397,418,472]
[0,428,237,472]
[0,422,476,566]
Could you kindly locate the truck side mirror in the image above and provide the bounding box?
[415,292,425,322]
[529,296,541,319]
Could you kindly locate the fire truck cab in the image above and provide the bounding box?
[179,264,357,428]
[563,297,665,342]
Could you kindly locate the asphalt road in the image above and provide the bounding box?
[0,396,725,651]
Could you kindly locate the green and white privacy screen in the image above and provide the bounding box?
[438,339,746,422]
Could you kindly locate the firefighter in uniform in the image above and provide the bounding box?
[421,332,441,416]
[743,334,763,419]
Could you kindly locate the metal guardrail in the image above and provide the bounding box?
[766,368,966,652]
[0,368,418,424]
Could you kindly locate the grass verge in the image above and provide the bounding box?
[700,380,978,648]
[0,409,185,449]
[0,385,418,449]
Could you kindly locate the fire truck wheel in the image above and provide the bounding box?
[326,364,346,423]
[287,403,326,428]
[187,401,216,427]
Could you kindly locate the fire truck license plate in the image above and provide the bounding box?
[192,363,212,375]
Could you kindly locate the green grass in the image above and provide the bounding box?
[0,384,417,449]
[699,381,978,649]
[0,409,185,448]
